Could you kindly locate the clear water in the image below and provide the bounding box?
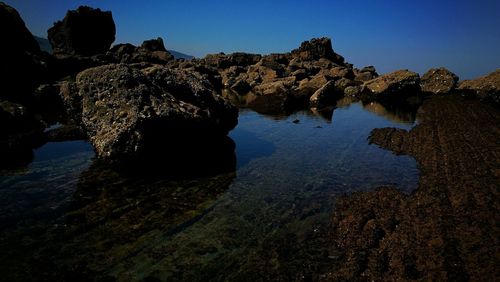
[0,101,419,280]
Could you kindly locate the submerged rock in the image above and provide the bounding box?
[362,70,420,100]
[420,67,459,95]
[48,6,116,56]
[458,69,500,105]
[60,64,238,160]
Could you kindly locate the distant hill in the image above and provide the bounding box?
[167,50,194,60]
[34,36,52,53]
[34,36,194,60]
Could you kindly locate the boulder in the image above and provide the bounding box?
[202,52,261,69]
[0,101,45,168]
[107,38,174,64]
[309,81,343,108]
[291,37,345,65]
[0,3,47,103]
[420,67,459,94]
[48,6,116,56]
[362,70,420,100]
[355,66,379,82]
[60,64,238,160]
[457,69,500,105]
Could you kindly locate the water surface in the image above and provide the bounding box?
[0,101,419,280]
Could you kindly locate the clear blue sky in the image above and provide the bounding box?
[5,0,500,79]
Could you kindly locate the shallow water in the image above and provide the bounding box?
[0,101,419,280]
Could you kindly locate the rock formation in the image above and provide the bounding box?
[48,6,116,56]
[0,2,47,103]
[60,64,238,160]
[362,70,421,100]
[458,69,500,106]
[420,67,459,95]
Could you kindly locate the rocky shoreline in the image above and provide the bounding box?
[1,2,499,281]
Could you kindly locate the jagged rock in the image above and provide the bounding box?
[420,67,459,95]
[0,2,47,103]
[309,81,343,108]
[355,66,379,82]
[457,69,500,105]
[344,85,362,98]
[363,70,420,100]
[291,37,344,65]
[48,6,116,56]
[60,64,238,160]
[107,38,174,64]
[294,73,331,99]
[202,52,261,69]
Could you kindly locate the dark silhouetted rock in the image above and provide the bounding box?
[48,6,116,56]
[60,64,238,160]
[420,67,459,95]
[291,37,345,65]
[141,37,167,52]
[107,38,174,64]
[0,101,45,168]
[362,70,420,100]
[457,69,500,105]
[0,2,47,103]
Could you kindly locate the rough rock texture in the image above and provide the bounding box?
[60,64,238,160]
[106,38,174,64]
[291,37,345,65]
[326,96,500,280]
[458,69,500,105]
[363,70,420,100]
[309,80,343,108]
[48,6,116,56]
[0,2,46,102]
[355,66,379,82]
[420,67,459,94]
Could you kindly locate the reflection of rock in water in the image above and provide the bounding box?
[362,96,423,124]
[0,138,236,281]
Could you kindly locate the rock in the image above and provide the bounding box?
[141,37,167,52]
[44,124,87,142]
[362,70,420,100]
[355,66,379,82]
[344,85,362,98]
[0,3,40,54]
[107,38,174,64]
[420,67,459,95]
[0,3,47,103]
[291,37,345,65]
[247,77,296,114]
[329,66,355,80]
[60,64,238,160]
[0,101,45,168]
[202,52,261,69]
[457,69,500,105]
[294,73,331,99]
[309,80,344,108]
[48,6,116,56]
